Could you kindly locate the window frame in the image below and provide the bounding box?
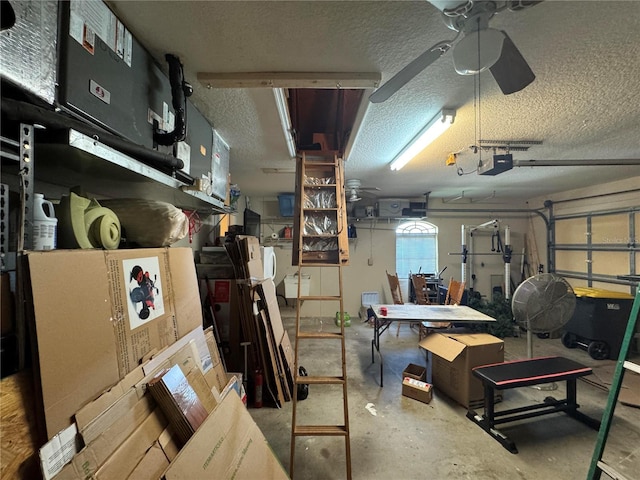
[395,220,439,279]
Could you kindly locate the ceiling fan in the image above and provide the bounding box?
[369,0,541,104]
[345,179,380,203]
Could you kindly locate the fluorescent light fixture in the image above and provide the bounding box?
[273,88,296,159]
[390,109,455,171]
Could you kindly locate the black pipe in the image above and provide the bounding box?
[154,54,192,146]
[1,97,189,176]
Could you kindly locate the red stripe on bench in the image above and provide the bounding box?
[493,367,593,386]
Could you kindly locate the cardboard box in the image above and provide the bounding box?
[419,333,504,408]
[54,405,164,480]
[402,377,433,404]
[25,247,201,439]
[127,441,170,480]
[94,408,168,480]
[163,393,289,480]
[403,363,426,382]
[238,235,264,284]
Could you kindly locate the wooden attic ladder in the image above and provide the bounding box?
[587,284,640,480]
[289,151,352,479]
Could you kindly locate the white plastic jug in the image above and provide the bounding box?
[33,193,57,250]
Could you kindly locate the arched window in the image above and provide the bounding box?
[395,220,438,278]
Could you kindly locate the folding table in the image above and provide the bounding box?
[370,304,496,387]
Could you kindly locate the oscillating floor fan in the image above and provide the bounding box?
[512,274,577,389]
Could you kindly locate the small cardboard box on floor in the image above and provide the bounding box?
[403,363,426,382]
[419,332,504,408]
[25,247,202,439]
[402,377,433,404]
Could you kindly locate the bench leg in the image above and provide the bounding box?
[563,379,601,430]
[466,383,518,454]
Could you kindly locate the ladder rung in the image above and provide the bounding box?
[293,425,348,436]
[597,460,630,480]
[296,375,345,385]
[301,160,338,165]
[300,262,344,267]
[297,331,344,340]
[299,295,341,301]
[623,360,640,374]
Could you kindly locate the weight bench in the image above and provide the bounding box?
[466,356,601,453]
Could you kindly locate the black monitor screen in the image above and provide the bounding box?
[243,208,261,239]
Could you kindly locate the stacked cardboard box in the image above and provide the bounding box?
[147,364,209,446]
[41,324,285,479]
[26,248,286,479]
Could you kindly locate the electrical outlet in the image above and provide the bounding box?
[368,258,374,266]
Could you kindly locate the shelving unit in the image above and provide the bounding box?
[35,129,227,212]
[1,125,228,222]
[292,152,349,265]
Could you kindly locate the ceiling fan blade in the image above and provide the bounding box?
[369,41,451,103]
[489,31,535,95]
[1,0,16,31]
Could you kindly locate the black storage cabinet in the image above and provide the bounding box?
[562,288,634,360]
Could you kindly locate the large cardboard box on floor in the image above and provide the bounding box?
[419,332,504,408]
[25,248,202,439]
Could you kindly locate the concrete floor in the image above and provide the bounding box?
[249,312,640,480]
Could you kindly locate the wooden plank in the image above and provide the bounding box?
[527,216,542,275]
[259,309,286,405]
[196,71,381,89]
[0,370,40,479]
[279,331,295,395]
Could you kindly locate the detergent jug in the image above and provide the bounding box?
[33,193,57,250]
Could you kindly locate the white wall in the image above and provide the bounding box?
[239,196,534,317]
[193,176,639,317]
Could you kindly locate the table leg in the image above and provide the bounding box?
[371,318,384,387]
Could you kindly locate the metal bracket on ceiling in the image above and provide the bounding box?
[470,139,543,154]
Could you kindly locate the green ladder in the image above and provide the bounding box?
[587,284,640,479]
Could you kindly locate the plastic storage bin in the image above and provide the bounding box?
[278,193,295,217]
[562,287,634,360]
[284,274,310,298]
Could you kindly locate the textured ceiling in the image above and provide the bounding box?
[107,0,640,203]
